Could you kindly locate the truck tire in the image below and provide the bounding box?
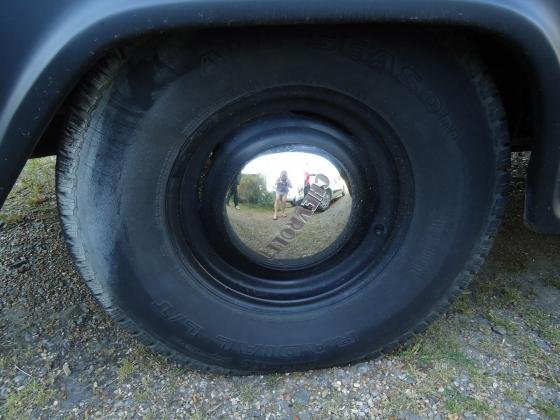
[56,28,509,374]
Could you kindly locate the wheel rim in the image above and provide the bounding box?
[165,86,414,307]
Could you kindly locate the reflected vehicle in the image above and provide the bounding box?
[289,173,346,210]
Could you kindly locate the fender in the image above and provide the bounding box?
[1,0,560,232]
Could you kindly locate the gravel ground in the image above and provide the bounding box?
[1,153,559,419]
[226,194,352,259]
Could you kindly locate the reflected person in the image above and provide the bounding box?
[227,175,240,210]
[303,171,311,196]
[273,170,292,220]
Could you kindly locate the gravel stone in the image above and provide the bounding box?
[492,325,507,336]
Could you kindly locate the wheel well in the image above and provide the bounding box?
[32,25,534,157]
[469,31,535,151]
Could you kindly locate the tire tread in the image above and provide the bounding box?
[56,38,510,375]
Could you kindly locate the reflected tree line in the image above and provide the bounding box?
[228,174,276,209]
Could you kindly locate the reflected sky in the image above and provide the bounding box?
[241,152,340,192]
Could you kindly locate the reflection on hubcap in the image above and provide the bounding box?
[166,88,412,304]
[225,150,352,261]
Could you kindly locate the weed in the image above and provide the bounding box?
[486,311,520,334]
[118,357,136,381]
[237,382,255,403]
[543,276,560,289]
[0,157,56,226]
[516,335,558,385]
[0,356,10,370]
[540,325,560,348]
[504,388,525,404]
[403,323,477,371]
[522,308,560,348]
[0,212,25,226]
[500,286,524,306]
[133,377,156,403]
[444,388,492,416]
[2,380,55,418]
[381,392,422,415]
[533,399,560,418]
[264,374,281,390]
[452,293,474,315]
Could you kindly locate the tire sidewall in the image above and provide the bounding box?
[71,30,497,370]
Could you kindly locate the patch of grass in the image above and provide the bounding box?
[522,307,560,348]
[1,380,56,418]
[517,335,543,363]
[0,356,10,370]
[319,392,345,416]
[478,334,508,358]
[264,374,281,390]
[400,362,452,396]
[0,157,56,226]
[381,392,422,415]
[142,411,156,420]
[444,388,492,416]
[540,325,560,348]
[161,372,181,395]
[499,286,524,306]
[486,311,520,334]
[131,344,168,370]
[133,377,156,403]
[543,276,560,289]
[120,345,170,381]
[0,212,26,226]
[190,409,209,420]
[452,293,475,315]
[235,202,275,211]
[533,399,560,418]
[473,279,526,309]
[237,382,255,403]
[469,278,500,308]
[403,323,476,369]
[118,357,137,381]
[401,321,489,392]
[498,250,528,274]
[516,335,558,385]
[504,388,525,404]
[523,307,551,329]
[19,159,55,199]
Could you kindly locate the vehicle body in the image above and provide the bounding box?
[288,173,346,208]
[288,187,305,207]
[2,0,560,373]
